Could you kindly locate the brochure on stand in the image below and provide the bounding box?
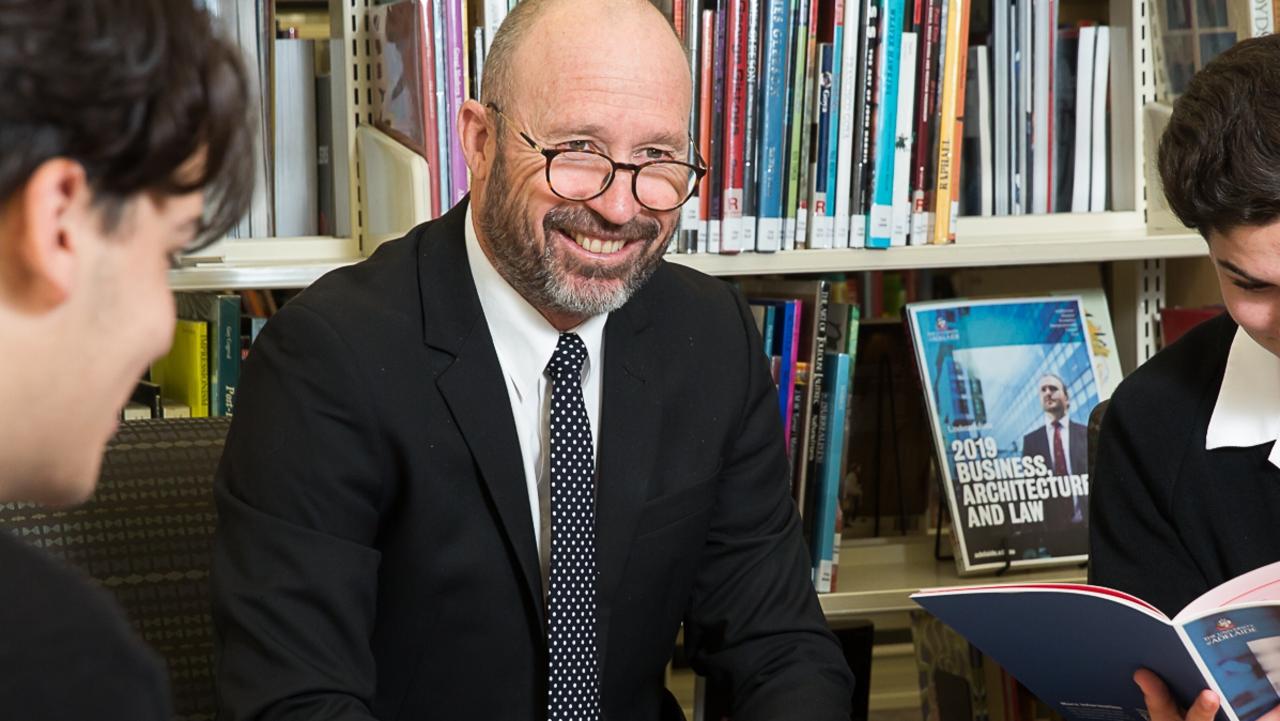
[912,559,1280,721]
[906,296,1105,575]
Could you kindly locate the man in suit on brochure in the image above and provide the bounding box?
[1019,374,1088,552]
[209,1,854,720]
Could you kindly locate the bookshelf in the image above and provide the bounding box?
[167,0,1204,372]
[818,535,1086,621]
[154,0,1205,714]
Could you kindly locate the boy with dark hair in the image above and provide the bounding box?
[1090,34,1280,721]
[0,0,252,716]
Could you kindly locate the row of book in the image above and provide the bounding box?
[121,291,284,421]
[742,277,862,592]
[670,0,1115,256]
[198,2,347,240]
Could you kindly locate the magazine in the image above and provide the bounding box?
[906,296,1104,574]
[913,558,1280,721]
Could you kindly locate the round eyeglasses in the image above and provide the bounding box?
[487,103,708,213]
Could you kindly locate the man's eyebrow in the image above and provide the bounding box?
[1218,258,1272,286]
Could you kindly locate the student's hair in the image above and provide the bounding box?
[0,0,254,249]
[1158,34,1280,239]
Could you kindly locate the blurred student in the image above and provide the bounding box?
[0,0,252,716]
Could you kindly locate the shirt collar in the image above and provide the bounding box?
[464,206,608,399]
[1205,326,1280,468]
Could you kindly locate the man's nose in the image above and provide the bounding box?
[584,172,642,227]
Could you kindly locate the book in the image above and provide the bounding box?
[151,319,210,419]
[176,293,242,417]
[905,296,1103,574]
[811,351,851,592]
[913,557,1280,721]
[273,37,318,236]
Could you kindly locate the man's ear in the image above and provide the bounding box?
[458,99,495,184]
[2,159,88,310]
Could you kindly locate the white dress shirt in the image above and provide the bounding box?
[1205,326,1280,469]
[464,207,608,581]
[1040,416,1075,475]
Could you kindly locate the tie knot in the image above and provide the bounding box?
[1053,420,1062,428]
[545,333,588,382]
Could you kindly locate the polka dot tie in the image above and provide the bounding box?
[544,333,602,721]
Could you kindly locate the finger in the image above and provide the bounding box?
[1134,669,1219,721]
[1257,702,1280,721]
[1184,690,1220,721]
[1134,669,1181,720]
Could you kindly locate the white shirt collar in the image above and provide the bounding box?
[463,206,608,399]
[1205,326,1280,468]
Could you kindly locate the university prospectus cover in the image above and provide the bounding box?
[906,296,1105,575]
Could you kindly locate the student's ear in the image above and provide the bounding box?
[1,159,88,310]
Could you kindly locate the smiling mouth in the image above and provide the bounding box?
[555,228,630,255]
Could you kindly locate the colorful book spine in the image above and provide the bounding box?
[812,352,851,593]
[832,0,863,248]
[931,0,968,244]
[698,9,716,252]
[867,0,906,248]
[444,0,469,205]
[909,0,943,244]
[792,0,821,249]
[417,0,442,219]
[176,293,241,417]
[152,319,210,419]
[849,0,880,248]
[822,0,845,245]
[755,0,792,252]
[782,0,813,248]
[720,0,748,254]
[740,0,762,252]
[808,43,835,249]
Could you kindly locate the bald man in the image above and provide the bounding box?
[210,1,853,719]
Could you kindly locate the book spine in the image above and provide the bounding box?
[793,0,821,249]
[1089,26,1110,212]
[699,9,717,252]
[444,0,469,205]
[812,352,851,593]
[741,0,763,253]
[756,0,792,252]
[849,0,880,248]
[833,0,861,248]
[782,0,813,249]
[432,0,451,209]
[808,44,835,249]
[217,295,242,416]
[931,0,968,245]
[822,2,845,246]
[721,0,748,254]
[867,0,906,248]
[708,4,728,253]
[418,1,442,219]
[891,31,919,246]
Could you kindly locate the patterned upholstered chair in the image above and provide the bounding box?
[0,417,232,721]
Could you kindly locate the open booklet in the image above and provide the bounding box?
[912,559,1280,721]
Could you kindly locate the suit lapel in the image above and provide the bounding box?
[595,292,660,660]
[419,199,547,633]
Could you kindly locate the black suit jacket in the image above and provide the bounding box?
[1021,421,1089,477]
[211,200,853,721]
[1089,312,1280,617]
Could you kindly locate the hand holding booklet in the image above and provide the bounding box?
[912,559,1280,721]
